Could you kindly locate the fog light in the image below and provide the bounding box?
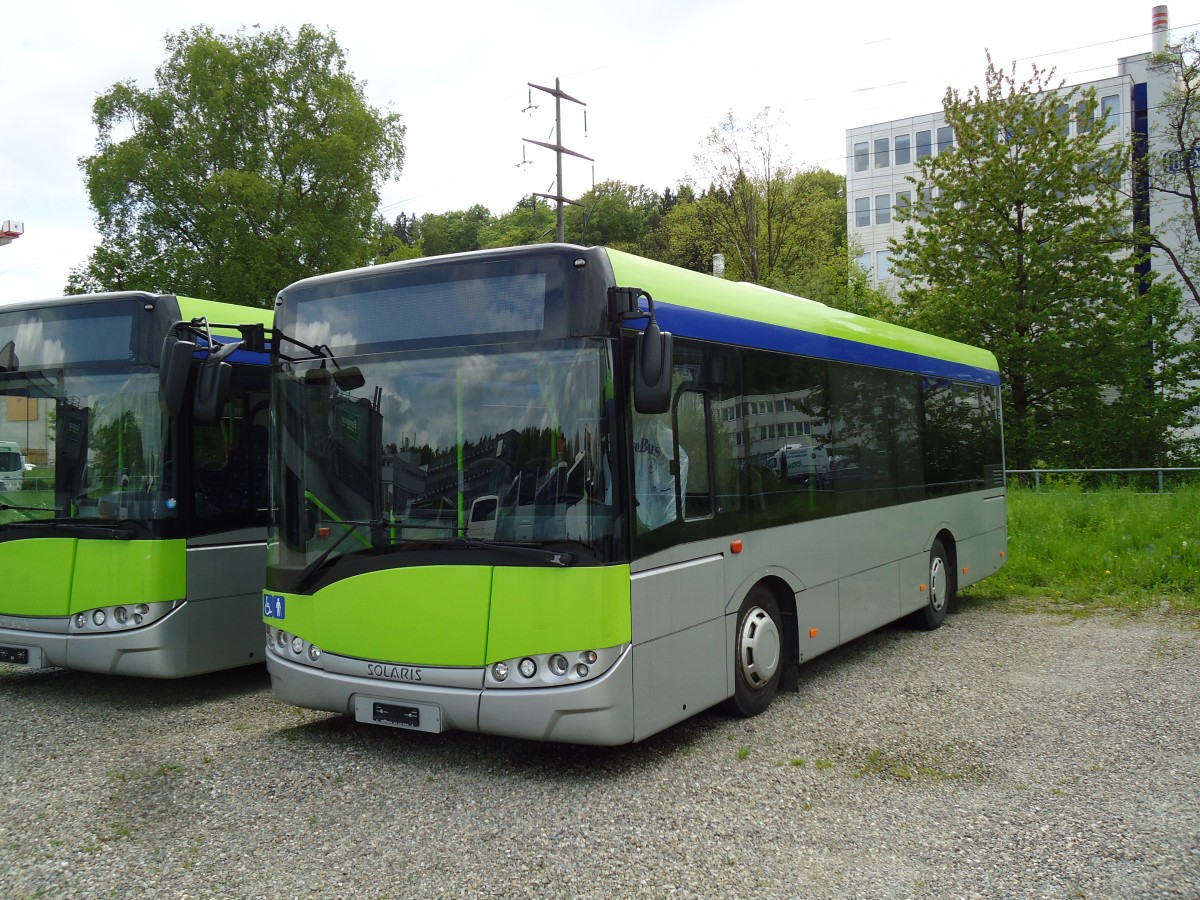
[75,613,87,629]
[307,644,322,662]
[548,654,568,677]
[92,609,107,627]
[132,614,144,626]
[276,631,288,650]
[113,606,129,625]
[491,662,509,682]
[291,636,304,655]
[582,650,598,664]
[135,604,150,616]
[575,663,589,678]
[518,658,537,679]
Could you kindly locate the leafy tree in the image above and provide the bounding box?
[564,180,660,251]
[478,197,556,248]
[691,108,815,286]
[416,204,494,257]
[70,24,405,306]
[890,58,1199,469]
[369,214,423,265]
[1147,33,1200,308]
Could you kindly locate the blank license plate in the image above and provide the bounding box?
[354,696,442,733]
[0,645,43,667]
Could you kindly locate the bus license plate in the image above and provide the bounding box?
[0,645,42,667]
[354,696,442,733]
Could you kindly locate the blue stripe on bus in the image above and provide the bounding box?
[628,302,1002,386]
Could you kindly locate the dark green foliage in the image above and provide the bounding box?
[71,24,406,306]
[889,57,1200,469]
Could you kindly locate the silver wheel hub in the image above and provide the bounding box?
[930,556,947,612]
[737,606,781,689]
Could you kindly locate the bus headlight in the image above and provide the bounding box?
[69,600,179,633]
[265,626,323,669]
[484,646,626,689]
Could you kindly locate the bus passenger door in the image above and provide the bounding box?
[630,388,727,740]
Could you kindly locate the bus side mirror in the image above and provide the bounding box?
[193,358,232,425]
[159,334,196,417]
[634,322,672,415]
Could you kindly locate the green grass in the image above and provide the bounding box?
[970,485,1200,612]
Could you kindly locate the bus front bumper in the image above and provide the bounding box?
[266,646,637,746]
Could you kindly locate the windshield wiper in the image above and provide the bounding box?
[406,537,577,567]
[298,519,386,587]
[0,519,137,539]
[0,502,61,521]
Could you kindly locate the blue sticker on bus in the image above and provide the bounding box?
[263,594,286,620]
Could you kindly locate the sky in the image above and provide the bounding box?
[3,0,1199,304]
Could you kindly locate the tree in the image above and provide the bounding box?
[1147,33,1200,308]
[564,180,660,251]
[691,108,814,286]
[70,25,406,306]
[416,204,494,257]
[890,58,1200,469]
[478,197,555,249]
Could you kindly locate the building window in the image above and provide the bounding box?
[895,134,911,165]
[875,194,891,225]
[916,130,932,159]
[1056,103,1071,138]
[895,190,911,218]
[1101,94,1121,130]
[937,126,954,153]
[874,137,890,168]
[854,141,869,172]
[1077,100,1095,134]
[854,251,871,275]
[875,250,892,280]
[854,197,870,227]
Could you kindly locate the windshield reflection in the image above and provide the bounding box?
[271,341,623,586]
[0,368,172,531]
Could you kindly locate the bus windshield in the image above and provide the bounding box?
[0,367,172,532]
[269,340,623,590]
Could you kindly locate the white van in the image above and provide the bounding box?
[0,441,24,492]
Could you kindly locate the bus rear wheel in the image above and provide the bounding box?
[729,587,783,717]
[914,538,954,631]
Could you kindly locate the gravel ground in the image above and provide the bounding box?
[1,598,1198,899]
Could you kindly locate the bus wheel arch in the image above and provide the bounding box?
[726,579,795,717]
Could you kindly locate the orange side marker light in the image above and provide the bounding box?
[809,628,819,639]
[919,583,927,592]
[962,566,969,575]
[730,539,743,554]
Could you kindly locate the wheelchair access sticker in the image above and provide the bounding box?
[263,594,286,620]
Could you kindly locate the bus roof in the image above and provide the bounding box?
[604,248,999,382]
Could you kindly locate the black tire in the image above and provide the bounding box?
[915,538,954,631]
[729,586,783,717]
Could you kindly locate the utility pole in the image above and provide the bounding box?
[523,79,591,242]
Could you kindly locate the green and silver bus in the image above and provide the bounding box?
[0,292,272,677]
[263,245,1005,744]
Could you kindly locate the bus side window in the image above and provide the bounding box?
[674,389,712,521]
[631,412,683,532]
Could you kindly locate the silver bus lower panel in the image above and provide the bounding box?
[0,594,264,678]
[267,646,637,746]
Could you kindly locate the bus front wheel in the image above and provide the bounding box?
[728,587,783,717]
[914,538,954,631]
